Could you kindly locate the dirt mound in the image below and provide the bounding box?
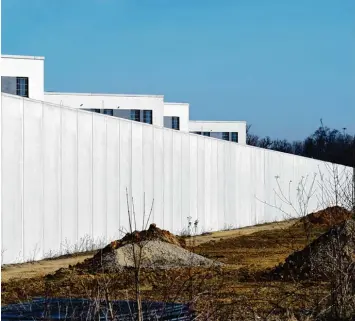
[76,224,219,272]
[267,219,355,281]
[104,223,186,252]
[298,206,352,228]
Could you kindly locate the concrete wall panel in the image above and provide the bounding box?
[61,109,78,249]
[1,96,23,263]
[106,117,120,240]
[92,115,107,240]
[172,131,182,232]
[163,129,173,231]
[43,104,61,255]
[77,112,93,243]
[153,127,164,228]
[131,122,144,230]
[23,100,44,260]
[142,125,154,229]
[189,136,198,225]
[1,94,353,264]
[118,120,132,235]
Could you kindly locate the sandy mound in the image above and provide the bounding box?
[76,224,220,272]
[267,219,355,281]
[296,206,352,228]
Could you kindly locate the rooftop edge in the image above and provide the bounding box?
[44,91,164,98]
[2,54,45,60]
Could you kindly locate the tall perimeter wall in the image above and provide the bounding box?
[1,93,352,264]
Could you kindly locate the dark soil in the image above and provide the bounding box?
[265,219,355,281]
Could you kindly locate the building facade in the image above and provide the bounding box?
[189,121,247,145]
[44,92,165,127]
[163,102,190,132]
[1,55,45,101]
[1,54,247,143]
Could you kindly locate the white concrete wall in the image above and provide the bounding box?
[1,55,45,101]
[1,93,352,264]
[164,102,190,132]
[44,92,165,127]
[189,121,247,145]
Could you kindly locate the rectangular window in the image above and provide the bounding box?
[231,132,238,143]
[171,116,180,130]
[143,110,153,124]
[103,109,113,116]
[130,109,140,122]
[202,132,210,137]
[222,132,230,141]
[16,77,29,97]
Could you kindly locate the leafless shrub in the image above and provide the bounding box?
[257,165,355,320]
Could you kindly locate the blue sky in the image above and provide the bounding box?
[2,0,354,140]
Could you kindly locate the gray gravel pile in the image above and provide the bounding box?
[97,240,220,271]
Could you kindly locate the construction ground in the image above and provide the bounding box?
[1,207,354,320]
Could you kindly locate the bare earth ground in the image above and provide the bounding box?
[1,219,296,282]
[1,217,330,319]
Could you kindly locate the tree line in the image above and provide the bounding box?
[246,121,355,168]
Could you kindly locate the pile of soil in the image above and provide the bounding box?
[102,223,186,252]
[297,206,352,228]
[266,219,355,281]
[76,224,220,272]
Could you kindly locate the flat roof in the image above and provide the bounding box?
[1,54,45,60]
[45,91,164,98]
[189,120,247,124]
[164,102,189,106]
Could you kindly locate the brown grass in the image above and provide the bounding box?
[1,217,332,321]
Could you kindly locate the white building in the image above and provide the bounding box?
[1,55,45,101]
[1,54,247,143]
[189,121,247,145]
[163,102,190,132]
[44,92,165,127]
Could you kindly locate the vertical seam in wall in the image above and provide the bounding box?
[217,142,219,230]
[203,137,205,230]
[41,102,44,259]
[60,107,63,253]
[196,138,198,224]
[152,127,155,224]
[91,113,94,239]
[130,121,133,224]
[105,117,108,242]
[162,129,165,228]
[180,134,183,231]
[21,98,25,261]
[76,110,79,244]
[188,135,190,224]
[171,130,174,231]
[117,119,120,238]
[142,124,144,229]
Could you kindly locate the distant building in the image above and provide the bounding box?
[44,92,165,127]
[1,55,45,101]
[163,102,190,132]
[1,54,247,143]
[189,121,247,145]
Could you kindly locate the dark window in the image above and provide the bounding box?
[103,109,113,116]
[130,109,140,122]
[202,132,210,137]
[92,109,101,113]
[231,132,238,143]
[194,132,202,135]
[222,132,230,141]
[171,116,180,130]
[143,110,153,124]
[16,77,29,97]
